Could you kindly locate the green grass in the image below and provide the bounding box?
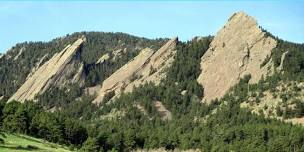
[0,132,72,152]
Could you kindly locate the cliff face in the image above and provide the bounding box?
[92,38,177,104]
[197,12,277,103]
[9,37,86,102]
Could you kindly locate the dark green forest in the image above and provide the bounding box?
[1,33,304,151]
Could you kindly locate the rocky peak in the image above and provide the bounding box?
[9,36,86,102]
[197,11,277,103]
[92,38,177,104]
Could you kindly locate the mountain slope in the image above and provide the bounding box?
[197,11,276,103]
[0,11,304,152]
[0,32,166,102]
[9,37,86,102]
[92,38,177,104]
[0,34,81,98]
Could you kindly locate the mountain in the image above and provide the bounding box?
[92,38,177,104]
[1,12,304,152]
[9,36,86,102]
[197,11,276,103]
[0,32,166,99]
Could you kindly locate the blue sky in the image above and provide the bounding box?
[0,1,303,53]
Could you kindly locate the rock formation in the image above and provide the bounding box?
[197,11,277,103]
[92,38,177,104]
[277,51,289,71]
[9,37,86,102]
[26,54,49,80]
[13,47,25,61]
[96,53,110,64]
[112,48,123,61]
[84,85,101,96]
[153,101,172,121]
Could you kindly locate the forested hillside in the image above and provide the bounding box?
[1,12,304,152]
[0,32,166,98]
[1,35,304,151]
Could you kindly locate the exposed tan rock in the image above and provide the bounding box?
[100,108,125,120]
[84,85,101,95]
[241,81,304,120]
[133,102,172,121]
[241,91,281,118]
[13,47,25,61]
[285,117,304,125]
[181,90,187,96]
[72,63,85,84]
[277,51,289,71]
[26,54,49,80]
[153,101,172,121]
[113,48,122,56]
[47,106,62,113]
[92,48,154,104]
[96,53,110,64]
[0,54,3,59]
[197,11,277,103]
[112,48,124,61]
[134,103,148,116]
[92,38,177,104]
[5,54,11,60]
[124,38,177,92]
[9,37,86,102]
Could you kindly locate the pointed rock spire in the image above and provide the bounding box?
[197,12,277,103]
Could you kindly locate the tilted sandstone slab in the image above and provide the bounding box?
[123,38,177,92]
[26,54,49,80]
[112,48,124,61]
[92,38,177,104]
[277,51,289,71]
[92,48,155,104]
[13,47,25,61]
[84,85,101,96]
[9,37,86,102]
[197,12,277,103]
[96,53,110,64]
